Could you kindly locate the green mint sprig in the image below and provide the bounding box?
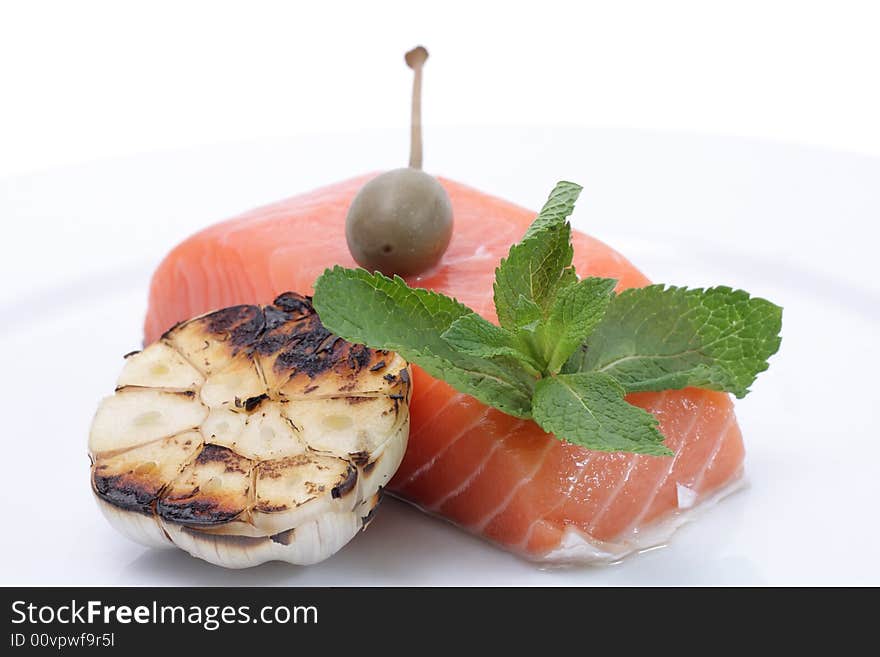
[313,181,782,456]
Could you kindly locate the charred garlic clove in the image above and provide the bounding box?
[89,292,411,568]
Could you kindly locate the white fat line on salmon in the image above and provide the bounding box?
[469,437,557,534]
[425,419,526,513]
[689,408,738,497]
[620,392,707,537]
[515,446,599,553]
[404,377,449,426]
[586,391,669,533]
[395,403,492,489]
[515,380,668,551]
[540,474,749,564]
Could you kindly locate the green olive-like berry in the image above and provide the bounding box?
[345,45,453,277]
[346,168,453,276]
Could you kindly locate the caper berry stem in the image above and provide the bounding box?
[404,46,428,170]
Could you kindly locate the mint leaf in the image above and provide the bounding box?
[511,295,543,331]
[442,313,543,376]
[313,266,536,417]
[532,373,672,455]
[493,181,582,329]
[524,180,584,239]
[537,276,618,374]
[494,224,575,329]
[567,285,782,398]
[311,180,783,459]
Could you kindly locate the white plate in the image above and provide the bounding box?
[2,127,878,586]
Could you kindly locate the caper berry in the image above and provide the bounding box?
[345,168,453,276]
[344,46,454,277]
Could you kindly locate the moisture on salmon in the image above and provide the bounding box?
[143,175,746,564]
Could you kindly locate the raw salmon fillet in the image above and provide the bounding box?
[144,174,745,563]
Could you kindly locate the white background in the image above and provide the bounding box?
[2,0,880,177]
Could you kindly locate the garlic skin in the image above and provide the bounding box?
[89,293,411,568]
